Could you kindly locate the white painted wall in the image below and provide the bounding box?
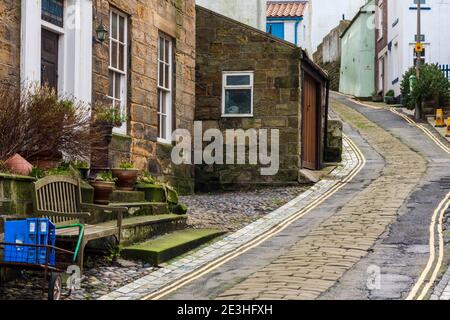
[304,0,366,54]
[21,0,92,104]
[196,0,267,30]
[387,0,450,96]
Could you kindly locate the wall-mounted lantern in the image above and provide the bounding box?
[95,22,108,43]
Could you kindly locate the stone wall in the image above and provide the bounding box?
[0,0,20,86]
[0,174,36,216]
[325,119,343,163]
[374,0,388,95]
[313,20,349,92]
[91,0,197,194]
[195,6,303,190]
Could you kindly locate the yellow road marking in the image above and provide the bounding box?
[407,193,450,300]
[350,97,450,300]
[143,135,366,300]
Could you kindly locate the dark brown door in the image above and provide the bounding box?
[302,73,319,170]
[41,29,59,90]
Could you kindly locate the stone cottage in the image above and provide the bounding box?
[0,0,195,193]
[195,6,330,190]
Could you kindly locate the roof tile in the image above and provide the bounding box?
[267,1,307,18]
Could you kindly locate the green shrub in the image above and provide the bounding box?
[400,64,449,110]
[94,171,117,182]
[137,171,156,184]
[385,89,395,97]
[118,162,135,170]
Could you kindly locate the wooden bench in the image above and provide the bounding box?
[32,176,128,272]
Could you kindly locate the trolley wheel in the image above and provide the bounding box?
[48,273,62,301]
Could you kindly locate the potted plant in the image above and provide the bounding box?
[72,160,90,180]
[384,90,396,105]
[112,162,140,191]
[90,171,117,205]
[90,103,128,176]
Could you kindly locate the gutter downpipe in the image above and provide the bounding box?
[294,17,303,46]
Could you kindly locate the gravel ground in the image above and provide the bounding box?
[0,185,309,300]
[182,185,309,232]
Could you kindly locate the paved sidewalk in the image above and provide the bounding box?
[98,138,360,300]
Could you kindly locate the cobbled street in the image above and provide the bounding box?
[164,93,450,300]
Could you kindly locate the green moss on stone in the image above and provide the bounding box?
[120,229,225,265]
[136,184,167,203]
[166,186,179,204]
[171,203,188,215]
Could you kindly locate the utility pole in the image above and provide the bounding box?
[415,0,422,120]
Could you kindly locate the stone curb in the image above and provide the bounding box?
[98,138,360,300]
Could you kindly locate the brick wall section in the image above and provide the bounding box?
[375,0,388,94]
[93,0,195,193]
[0,0,20,86]
[195,6,303,190]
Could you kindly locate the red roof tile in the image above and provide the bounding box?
[267,1,307,18]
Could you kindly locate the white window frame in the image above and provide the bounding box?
[108,9,128,135]
[222,71,254,118]
[157,33,173,144]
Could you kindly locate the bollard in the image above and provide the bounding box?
[446,118,450,137]
[436,109,445,127]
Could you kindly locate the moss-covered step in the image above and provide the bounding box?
[97,214,188,245]
[136,184,167,203]
[110,190,146,203]
[121,229,225,266]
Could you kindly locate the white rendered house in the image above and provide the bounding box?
[304,0,366,55]
[196,0,267,30]
[386,0,450,96]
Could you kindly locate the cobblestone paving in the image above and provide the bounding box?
[0,257,157,300]
[0,188,306,301]
[182,186,309,232]
[99,137,359,300]
[216,99,427,300]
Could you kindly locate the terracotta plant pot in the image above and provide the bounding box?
[112,169,140,191]
[4,154,33,175]
[90,181,115,205]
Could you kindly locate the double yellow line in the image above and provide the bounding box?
[390,108,450,154]
[387,107,450,300]
[143,135,366,300]
[407,193,450,300]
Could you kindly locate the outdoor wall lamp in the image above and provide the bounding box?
[95,22,108,43]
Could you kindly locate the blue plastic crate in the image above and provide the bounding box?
[3,219,56,266]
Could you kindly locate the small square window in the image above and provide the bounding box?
[222,72,254,117]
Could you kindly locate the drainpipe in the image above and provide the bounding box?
[294,18,303,47]
[324,79,330,167]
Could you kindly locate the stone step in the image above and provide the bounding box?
[115,202,170,217]
[110,190,146,203]
[97,214,188,246]
[120,229,225,266]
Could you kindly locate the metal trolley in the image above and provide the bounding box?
[0,224,84,300]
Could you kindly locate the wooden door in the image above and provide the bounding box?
[41,29,59,91]
[302,73,319,170]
